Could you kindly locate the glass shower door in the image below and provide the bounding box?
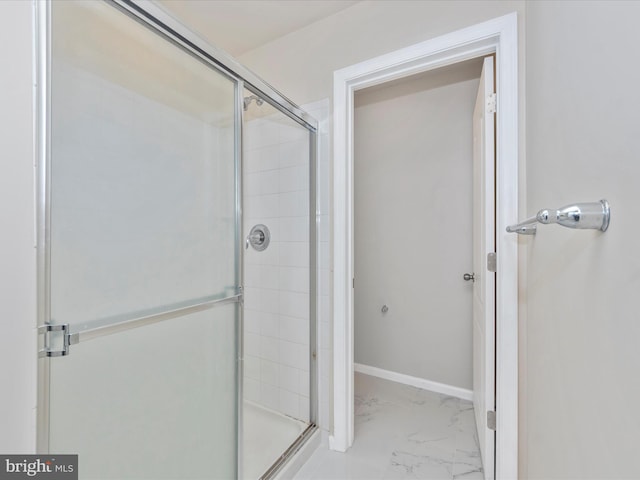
[42,1,239,478]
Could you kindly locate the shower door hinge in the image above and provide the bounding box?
[487,93,497,114]
[38,323,70,358]
[487,410,496,430]
[487,252,497,272]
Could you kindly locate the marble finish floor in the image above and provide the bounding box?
[293,373,483,479]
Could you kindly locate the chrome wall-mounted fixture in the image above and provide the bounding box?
[507,199,610,235]
[246,224,271,251]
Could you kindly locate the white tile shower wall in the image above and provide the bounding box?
[243,110,310,421]
[243,99,330,430]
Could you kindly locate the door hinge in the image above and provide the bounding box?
[38,323,70,357]
[487,252,497,272]
[487,93,497,114]
[487,410,496,430]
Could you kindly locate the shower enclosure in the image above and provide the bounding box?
[36,1,317,478]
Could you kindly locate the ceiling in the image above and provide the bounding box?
[157,0,360,57]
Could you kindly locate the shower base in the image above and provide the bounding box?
[243,401,308,480]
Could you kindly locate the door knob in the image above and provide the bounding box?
[463,273,475,282]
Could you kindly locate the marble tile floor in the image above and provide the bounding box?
[293,373,483,479]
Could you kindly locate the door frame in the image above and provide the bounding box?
[331,13,518,478]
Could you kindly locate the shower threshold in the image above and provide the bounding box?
[243,401,317,480]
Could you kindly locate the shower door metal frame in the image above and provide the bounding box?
[35,1,319,477]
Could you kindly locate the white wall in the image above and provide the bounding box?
[524,1,640,477]
[0,0,37,453]
[353,61,481,390]
[239,0,525,106]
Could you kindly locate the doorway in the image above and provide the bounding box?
[331,14,518,479]
[353,55,491,478]
[353,58,483,399]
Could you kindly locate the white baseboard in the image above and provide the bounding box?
[354,363,473,402]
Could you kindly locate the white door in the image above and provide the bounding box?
[472,56,496,480]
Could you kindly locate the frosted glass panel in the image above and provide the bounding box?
[49,305,238,479]
[50,0,237,329]
[46,2,239,478]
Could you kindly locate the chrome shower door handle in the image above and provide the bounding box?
[463,273,475,282]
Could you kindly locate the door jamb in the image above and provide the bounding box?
[331,13,518,478]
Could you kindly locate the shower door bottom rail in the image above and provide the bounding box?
[260,423,318,480]
[39,293,242,357]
